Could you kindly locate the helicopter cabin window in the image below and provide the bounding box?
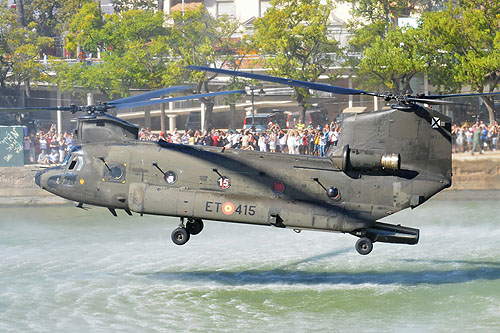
[65,146,83,170]
[67,155,84,171]
[103,163,127,183]
[68,158,77,170]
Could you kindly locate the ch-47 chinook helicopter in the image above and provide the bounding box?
[5,70,499,255]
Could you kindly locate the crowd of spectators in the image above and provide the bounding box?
[452,121,499,154]
[140,119,500,157]
[139,121,342,156]
[23,124,75,165]
[23,119,498,166]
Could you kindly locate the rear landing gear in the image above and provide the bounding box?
[171,218,204,245]
[186,219,204,235]
[355,237,373,255]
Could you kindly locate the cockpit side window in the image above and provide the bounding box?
[65,146,83,170]
[76,156,84,171]
[62,172,78,186]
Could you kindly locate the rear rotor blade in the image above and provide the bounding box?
[186,66,369,95]
[407,97,454,105]
[108,86,193,105]
[425,91,500,99]
[114,89,246,110]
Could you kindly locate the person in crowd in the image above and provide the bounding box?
[48,150,59,164]
[258,132,268,152]
[58,135,66,163]
[23,136,31,164]
[319,132,327,157]
[471,123,483,155]
[37,149,49,164]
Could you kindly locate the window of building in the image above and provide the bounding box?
[217,0,235,18]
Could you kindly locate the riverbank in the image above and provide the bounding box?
[1,151,499,206]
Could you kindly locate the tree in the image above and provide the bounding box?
[22,0,94,37]
[112,0,158,13]
[355,27,428,94]
[0,4,52,91]
[55,4,169,98]
[66,2,105,55]
[344,0,430,93]
[252,0,341,123]
[421,0,500,124]
[163,5,245,131]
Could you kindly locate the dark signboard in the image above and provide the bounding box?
[0,126,25,167]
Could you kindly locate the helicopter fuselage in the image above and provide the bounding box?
[34,106,452,255]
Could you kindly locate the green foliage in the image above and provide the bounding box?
[0,4,53,88]
[344,0,431,93]
[356,27,427,93]
[345,0,419,25]
[163,5,245,129]
[420,0,500,122]
[252,0,340,120]
[23,0,94,37]
[67,2,105,53]
[163,5,243,87]
[421,0,500,91]
[56,6,168,97]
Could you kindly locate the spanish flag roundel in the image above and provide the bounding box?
[222,202,235,215]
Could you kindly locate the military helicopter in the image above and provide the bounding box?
[5,69,499,255]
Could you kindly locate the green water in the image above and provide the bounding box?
[0,198,499,332]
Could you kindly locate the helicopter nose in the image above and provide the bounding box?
[34,169,46,187]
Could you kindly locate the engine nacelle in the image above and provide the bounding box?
[330,144,400,172]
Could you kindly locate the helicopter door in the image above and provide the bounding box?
[128,182,146,213]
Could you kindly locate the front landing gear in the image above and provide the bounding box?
[355,237,373,255]
[171,218,204,245]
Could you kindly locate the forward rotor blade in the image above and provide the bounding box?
[114,89,246,110]
[186,66,369,95]
[0,106,73,112]
[108,86,193,105]
[425,91,500,99]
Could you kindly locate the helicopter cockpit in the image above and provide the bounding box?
[35,146,85,193]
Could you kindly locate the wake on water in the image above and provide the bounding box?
[1,197,499,331]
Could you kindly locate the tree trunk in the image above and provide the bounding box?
[299,104,306,125]
[24,80,31,99]
[158,0,164,11]
[482,95,496,125]
[401,75,413,95]
[296,88,306,124]
[16,0,25,27]
[229,102,236,130]
[160,99,166,132]
[202,101,215,131]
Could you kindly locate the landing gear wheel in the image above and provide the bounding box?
[186,219,204,235]
[171,227,190,245]
[355,237,373,255]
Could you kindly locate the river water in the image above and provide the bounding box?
[1,195,500,332]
